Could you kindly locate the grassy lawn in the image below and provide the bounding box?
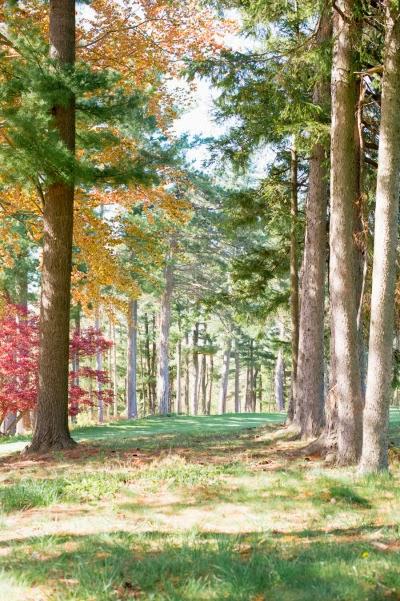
[0,411,399,600]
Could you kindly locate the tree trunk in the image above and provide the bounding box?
[295,8,331,438]
[360,3,400,473]
[290,143,300,414]
[184,331,190,414]
[151,312,157,410]
[275,349,285,411]
[218,339,231,414]
[234,342,241,413]
[127,299,138,419]
[157,260,173,415]
[176,339,182,414]
[329,0,363,464]
[28,0,76,452]
[190,322,199,415]
[112,322,118,417]
[95,311,104,423]
[207,354,214,415]
[200,352,207,414]
[143,313,153,414]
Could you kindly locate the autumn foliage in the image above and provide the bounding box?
[0,304,113,426]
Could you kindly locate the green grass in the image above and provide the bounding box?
[0,412,399,600]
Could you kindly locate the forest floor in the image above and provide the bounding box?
[0,412,399,601]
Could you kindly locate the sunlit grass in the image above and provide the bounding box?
[0,413,399,600]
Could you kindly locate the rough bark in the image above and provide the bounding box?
[28,0,76,453]
[295,9,331,438]
[157,261,173,415]
[329,0,363,464]
[218,339,231,414]
[127,299,138,419]
[360,2,400,473]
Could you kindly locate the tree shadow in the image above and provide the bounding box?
[0,528,399,600]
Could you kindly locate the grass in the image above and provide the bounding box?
[0,411,399,600]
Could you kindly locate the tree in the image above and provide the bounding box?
[360,0,400,473]
[28,0,77,452]
[294,7,331,437]
[127,299,138,419]
[329,0,363,464]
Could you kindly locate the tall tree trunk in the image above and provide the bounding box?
[127,299,138,419]
[96,311,104,423]
[329,0,363,464]
[360,3,400,473]
[275,349,285,411]
[295,8,331,438]
[157,260,173,415]
[234,342,241,413]
[112,322,118,417]
[29,0,76,452]
[218,339,232,414]
[184,331,190,414]
[143,313,153,414]
[252,366,259,412]
[289,143,300,414]
[151,312,157,411]
[176,339,182,414]
[200,353,207,414]
[207,354,214,415]
[190,322,199,415]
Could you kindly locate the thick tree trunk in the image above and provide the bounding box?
[360,3,400,473]
[275,349,285,411]
[28,0,76,452]
[329,0,363,464]
[218,339,232,414]
[127,299,138,419]
[157,261,173,415]
[295,9,331,438]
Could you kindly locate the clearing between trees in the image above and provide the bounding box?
[0,413,399,601]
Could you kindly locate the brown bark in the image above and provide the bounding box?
[28,0,76,452]
[329,0,363,464]
[295,8,331,438]
[360,2,400,473]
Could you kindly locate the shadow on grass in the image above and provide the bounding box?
[0,529,399,601]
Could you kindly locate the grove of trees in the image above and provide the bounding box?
[1,0,400,474]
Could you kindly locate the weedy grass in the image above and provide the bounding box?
[0,412,399,600]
